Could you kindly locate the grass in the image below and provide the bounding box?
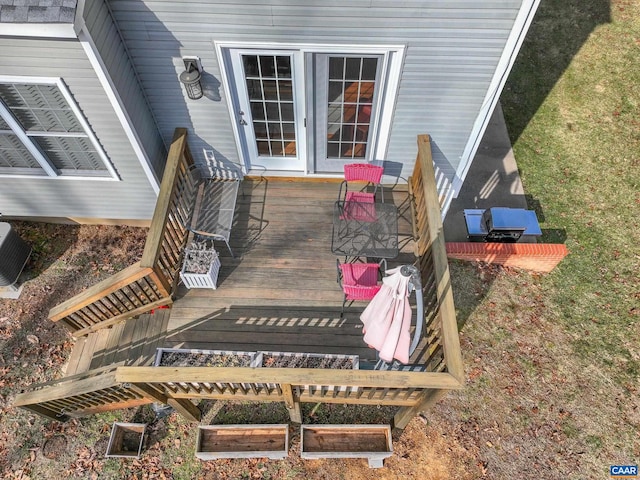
[504,0,639,387]
[434,0,640,477]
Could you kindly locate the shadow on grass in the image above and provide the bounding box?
[502,0,611,142]
[209,400,396,427]
[11,220,80,281]
[449,260,502,332]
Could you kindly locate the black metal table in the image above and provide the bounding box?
[331,200,399,259]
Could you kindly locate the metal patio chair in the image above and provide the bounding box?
[187,158,243,257]
[337,163,385,204]
[336,258,387,316]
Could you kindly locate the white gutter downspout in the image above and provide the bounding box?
[444,0,542,218]
[75,20,161,195]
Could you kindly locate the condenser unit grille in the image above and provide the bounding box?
[0,223,31,287]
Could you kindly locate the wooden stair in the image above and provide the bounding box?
[64,309,171,376]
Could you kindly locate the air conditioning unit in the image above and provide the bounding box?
[0,222,32,296]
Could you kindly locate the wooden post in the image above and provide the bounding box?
[281,384,302,424]
[393,388,448,429]
[167,398,201,423]
[128,382,200,422]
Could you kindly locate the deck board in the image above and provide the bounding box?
[62,180,438,376]
[165,180,419,363]
[64,336,87,376]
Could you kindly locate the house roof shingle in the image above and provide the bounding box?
[0,0,76,23]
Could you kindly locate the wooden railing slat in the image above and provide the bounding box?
[141,128,192,269]
[115,367,463,390]
[48,263,150,321]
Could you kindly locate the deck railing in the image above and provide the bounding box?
[410,135,463,383]
[47,129,196,336]
[12,366,147,421]
[14,365,463,423]
[17,133,463,429]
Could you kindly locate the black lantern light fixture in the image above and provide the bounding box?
[179,57,203,100]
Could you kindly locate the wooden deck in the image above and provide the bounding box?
[65,179,431,376]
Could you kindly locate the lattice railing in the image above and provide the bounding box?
[13,367,149,421]
[47,129,196,336]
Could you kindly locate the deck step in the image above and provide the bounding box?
[63,310,170,377]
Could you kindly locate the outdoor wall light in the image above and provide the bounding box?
[179,57,203,100]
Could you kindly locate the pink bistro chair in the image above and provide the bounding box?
[337,258,387,316]
[338,163,384,204]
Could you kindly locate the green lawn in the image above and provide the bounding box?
[436,0,640,477]
[503,0,639,384]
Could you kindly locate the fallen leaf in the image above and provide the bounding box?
[27,335,39,345]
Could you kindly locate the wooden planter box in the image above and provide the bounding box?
[301,425,393,468]
[259,351,359,393]
[180,248,221,289]
[196,424,289,460]
[154,348,261,392]
[154,348,260,368]
[106,422,146,458]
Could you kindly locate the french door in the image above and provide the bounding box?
[225,47,393,174]
[311,54,383,173]
[229,50,306,171]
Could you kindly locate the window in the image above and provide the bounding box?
[0,79,115,178]
[326,56,379,159]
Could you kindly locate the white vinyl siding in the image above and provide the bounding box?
[0,37,159,220]
[106,0,526,193]
[82,0,167,181]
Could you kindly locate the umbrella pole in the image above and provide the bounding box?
[401,265,423,358]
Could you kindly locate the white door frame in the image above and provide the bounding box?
[215,41,406,177]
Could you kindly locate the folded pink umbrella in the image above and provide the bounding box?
[360,266,412,364]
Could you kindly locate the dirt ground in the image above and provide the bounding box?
[0,223,636,479]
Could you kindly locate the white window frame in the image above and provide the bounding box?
[0,76,119,180]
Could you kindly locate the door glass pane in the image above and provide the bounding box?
[279,80,293,101]
[329,57,344,80]
[260,56,276,77]
[276,57,291,78]
[243,55,259,76]
[361,58,377,80]
[250,102,265,120]
[244,54,296,157]
[325,56,378,159]
[280,103,294,122]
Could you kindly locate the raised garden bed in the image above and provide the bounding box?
[106,422,146,458]
[259,352,359,393]
[154,348,261,392]
[301,424,392,468]
[196,424,289,460]
[154,348,259,368]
